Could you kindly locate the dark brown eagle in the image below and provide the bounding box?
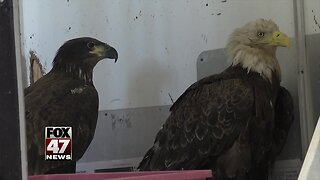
[138,19,294,180]
[25,37,118,175]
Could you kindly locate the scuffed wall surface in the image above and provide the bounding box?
[20,0,295,111]
[77,106,170,172]
[304,0,320,35]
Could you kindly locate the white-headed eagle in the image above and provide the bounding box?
[138,19,294,180]
[25,37,118,175]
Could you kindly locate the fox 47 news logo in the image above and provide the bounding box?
[45,127,72,160]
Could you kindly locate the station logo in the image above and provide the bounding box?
[45,127,72,160]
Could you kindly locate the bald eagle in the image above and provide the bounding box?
[138,19,294,180]
[25,37,118,175]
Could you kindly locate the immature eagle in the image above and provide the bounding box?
[25,37,118,175]
[138,19,294,180]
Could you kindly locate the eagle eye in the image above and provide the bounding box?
[257,32,265,37]
[87,42,95,49]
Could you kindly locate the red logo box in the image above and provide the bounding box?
[45,127,72,160]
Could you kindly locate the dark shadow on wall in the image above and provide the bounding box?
[305,34,320,125]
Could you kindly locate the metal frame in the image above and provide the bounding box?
[14,0,28,179]
[0,0,27,179]
[294,0,315,157]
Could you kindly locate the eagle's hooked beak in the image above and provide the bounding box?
[262,31,291,48]
[105,44,118,63]
[90,44,118,62]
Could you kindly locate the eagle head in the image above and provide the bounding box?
[52,37,118,72]
[226,19,290,81]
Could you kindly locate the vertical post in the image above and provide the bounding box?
[0,0,27,179]
[294,0,315,157]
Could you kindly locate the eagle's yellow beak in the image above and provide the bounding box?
[263,31,291,48]
[89,45,107,57]
[89,44,118,62]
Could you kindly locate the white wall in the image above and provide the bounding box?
[20,0,295,111]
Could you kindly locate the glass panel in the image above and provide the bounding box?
[18,0,315,179]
